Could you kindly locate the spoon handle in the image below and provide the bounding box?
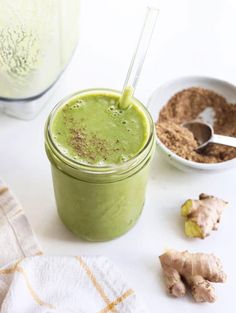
[211,134,236,148]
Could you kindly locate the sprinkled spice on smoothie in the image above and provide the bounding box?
[69,128,110,162]
[51,92,149,165]
[156,87,236,163]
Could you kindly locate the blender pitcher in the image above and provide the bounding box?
[0,0,79,119]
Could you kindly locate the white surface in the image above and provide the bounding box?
[148,76,236,172]
[0,0,236,312]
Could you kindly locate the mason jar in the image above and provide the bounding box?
[45,89,155,241]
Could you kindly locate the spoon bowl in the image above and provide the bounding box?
[183,121,236,151]
[183,121,213,150]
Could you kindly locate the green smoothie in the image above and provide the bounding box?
[45,89,155,241]
[51,91,149,165]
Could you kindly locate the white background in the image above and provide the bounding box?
[0,0,236,312]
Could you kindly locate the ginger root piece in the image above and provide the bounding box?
[181,193,228,239]
[159,250,226,303]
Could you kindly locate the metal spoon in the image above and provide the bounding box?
[183,121,236,151]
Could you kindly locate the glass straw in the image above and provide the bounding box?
[119,7,159,109]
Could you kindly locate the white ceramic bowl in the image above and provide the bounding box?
[148,76,236,172]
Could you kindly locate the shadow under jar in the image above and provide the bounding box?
[45,89,155,241]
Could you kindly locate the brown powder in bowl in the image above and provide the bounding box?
[156,122,198,159]
[156,87,236,163]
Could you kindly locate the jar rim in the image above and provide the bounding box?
[45,88,154,175]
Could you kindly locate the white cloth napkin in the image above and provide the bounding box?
[0,179,147,313]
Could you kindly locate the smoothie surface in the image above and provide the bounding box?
[51,91,150,166]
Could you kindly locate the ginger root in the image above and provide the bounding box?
[181,193,227,239]
[159,250,226,303]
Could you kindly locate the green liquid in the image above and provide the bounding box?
[51,91,149,165]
